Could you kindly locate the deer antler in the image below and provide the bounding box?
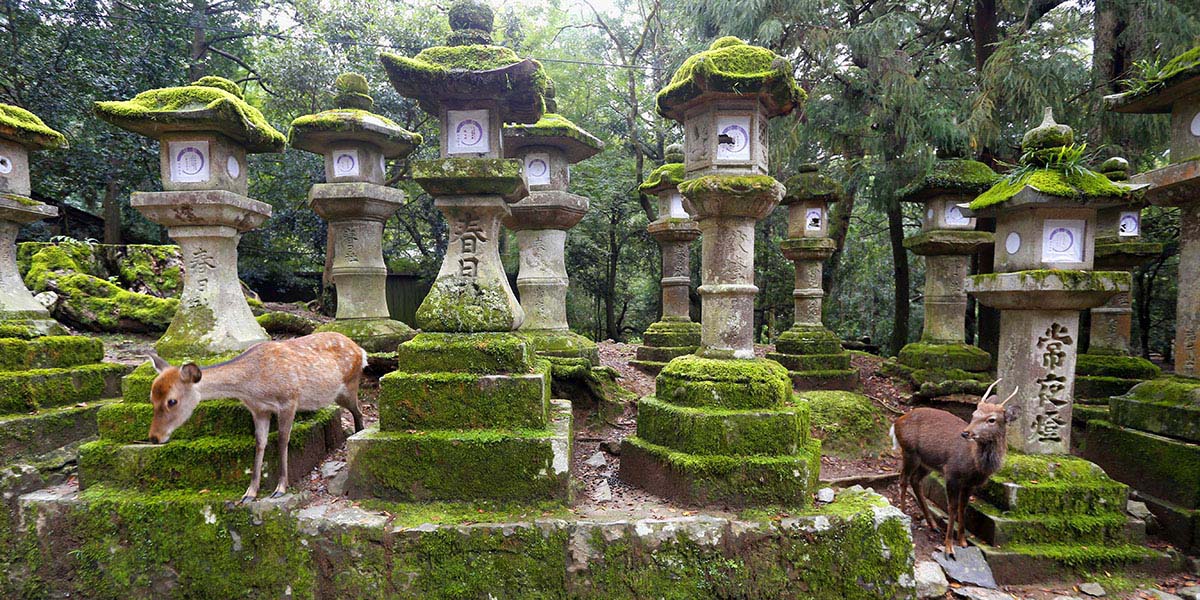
[979,379,1002,403]
[998,387,1019,406]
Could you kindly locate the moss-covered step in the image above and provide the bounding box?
[1074,354,1160,401]
[1076,375,1143,401]
[377,367,550,431]
[765,351,850,372]
[787,367,859,391]
[314,317,414,353]
[1109,377,1200,442]
[545,357,633,424]
[635,396,809,456]
[0,335,103,370]
[897,341,991,372]
[345,399,572,502]
[774,325,844,355]
[640,320,701,348]
[0,399,117,464]
[518,329,599,363]
[631,346,693,372]
[655,356,792,409]
[1078,419,1200,511]
[95,399,254,442]
[880,358,993,402]
[119,355,240,404]
[799,390,891,458]
[974,453,1130,515]
[618,436,821,507]
[0,362,127,414]
[78,406,345,492]
[1128,490,1200,554]
[393,332,536,374]
[963,540,1174,586]
[8,485,916,599]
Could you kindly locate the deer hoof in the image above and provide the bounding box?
[238,495,255,505]
[270,491,284,499]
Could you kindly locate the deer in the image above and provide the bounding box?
[891,379,1019,558]
[145,331,368,503]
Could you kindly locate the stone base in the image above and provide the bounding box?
[0,362,126,413]
[78,406,346,492]
[1074,353,1161,401]
[519,329,599,363]
[0,399,116,464]
[3,485,915,599]
[633,320,700,373]
[544,357,633,424]
[897,341,991,372]
[345,399,572,502]
[880,357,993,402]
[1109,377,1200,442]
[315,317,416,352]
[0,316,66,337]
[770,325,859,391]
[919,453,1173,584]
[787,367,859,391]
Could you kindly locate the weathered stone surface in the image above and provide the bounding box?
[915,560,948,598]
[933,546,997,588]
[953,587,1014,600]
[1079,582,1107,596]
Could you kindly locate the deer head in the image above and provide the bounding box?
[145,353,203,444]
[962,380,1019,444]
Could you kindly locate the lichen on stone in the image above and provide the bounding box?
[657,37,805,122]
[379,45,548,123]
[0,103,68,150]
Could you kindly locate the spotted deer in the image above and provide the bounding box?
[891,380,1019,557]
[146,332,367,503]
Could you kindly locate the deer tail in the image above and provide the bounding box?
[360,348,369,374]
[889,424,898,451]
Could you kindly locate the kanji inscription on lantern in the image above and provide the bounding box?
[1033,322,1072,443]
[1042,219,1084,263]
[1118,211,1140,237]
[525,152,551,186]
[333,150,360,177]
[169,141,210,183]
[447,109,489,155]
[715,115,751,161]
[452,215,487,277]
[185,247,218,307]
[341,224,361,263]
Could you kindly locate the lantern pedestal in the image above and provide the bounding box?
[632,218,701,372]
[0,198,64,335]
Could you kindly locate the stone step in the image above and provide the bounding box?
[766,351,851,372]
[393,332,537,374]
[1132,490,1200,554]
[975,454,1130,516]
[345,399,572,502]
[1079,419,1200,511]
[619,435,821,507]
[974,541,1175,586]
[938,492,1140,546]
[0,336,104,371]
[635,396,809,456]
[96,399,258,442]
[0,363,127,415]
[633,345,696,364]
[1075,375,1142,400]
[1110,393,1200,444]
[377,367,549,431]
[78,406,345,492]
[0,398,117,464]
[628,359,669,374]
[788,368,859,391]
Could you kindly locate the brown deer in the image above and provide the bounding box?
[146,332,367,503]
[891,380,1018,557]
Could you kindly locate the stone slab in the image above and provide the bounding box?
[635,395,809,456]
[789,368,860,391]
[932,546,996,588]
[377,367,549,431]
[1079,420,1200,510]
[96,399,253,442]
[0,363,127,414]
[0,335,104,371]
[0,398,116,464]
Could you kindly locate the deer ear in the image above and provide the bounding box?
[147,353,170,374]
[180,363,202,384]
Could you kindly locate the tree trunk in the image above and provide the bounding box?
[604,217,620,341]
[102,176,122,244]
[188,0,208,81]
[887,198,910,355]
[972,0,999,72]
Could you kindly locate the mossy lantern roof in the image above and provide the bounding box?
[640,163,685,195]
[289,74,422,158]
[379,1,547,124]
[897,158,999,203]
[968,109,1132,215]
[781,164,840,206]
[656,37,805,123]
[503,113,603,164]
[0,104,67,151]
[94,76,285,153]
[1105,44,1200,113]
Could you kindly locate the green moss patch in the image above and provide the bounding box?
[0,363,125,414]
[657,37,805,121]
[378,368,549,431]
[794,391,889,458]
[379,45,547,123]
[641,320,700,348]
[0,399,112,464]
[639,163,685,193]
[636,395,808,456]
[0,335,102,371]
[314,318,415,352]
[656,356,791,409]
[256,311,318,335]
[415,276,517,333]
[1075,353,1160,379]
[96,399,254,443]
[395,332,534,373]
[412,157,524,196]
[678,173,783,199]
[1110,380,1200,443]
[775,325,843,355]
[1080,420,1200,509]
[898,158,998,201]
[767,351,850,372]
[518,330,599,362]
[979,453,1129,515]
[970,168,1129,211]
[903,229,993,255]
[782,166,840,204]
[898,342,991,372]
[288,108,421,155]
[502,113,603,161]
[0,103,67,150]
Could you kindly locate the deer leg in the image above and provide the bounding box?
[270,408,295,498]
[957,488,970,547]
[241,411,272,504]
[943,479,960,558]
[336,389,364,433]
[911,467,940,532]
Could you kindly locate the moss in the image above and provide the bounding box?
[782,166,841,204]
[1110,377,1200,442]
[415,277,517,333]
[1113,44,1200,104]
[411,157,524,196]
[678,173,783,198]
[287,107,421,156]
[0,335,102,371]
[897,158,998,201]
[502,112,603,157]
[898,342,991,372]
[377,366,549,431]
[636,395,808,456]
[795,391,890,457]
[379,45,548,122]
[903,229,994,255]
[767,351,851,372]
[656,37,805,121]
[1083,419,1200,509]
[1002,543,1162,570]
[255,311,318,335]
[1,192,48,208]
[980,453,1129,515]
[1075,375,1141,401]
[96,399,252,443]
[94,78,285,153]
[656,356,791,409]
[1021,109,1074,152]
[969,269,1132,292]
[970,167,1129,210]
[775,325,843,355]
[638,162,685,193]
[641,319,701,348]
[0,103,68,150]
[153,303,219,359]
[395,332,534,373]
[0,363,125,414]
[1075,353,1159,379]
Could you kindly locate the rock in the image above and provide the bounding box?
[933,546,996,589]
[326,470,349,496]
[1052,596,1081,600]
[1127,500,1157,530]
[1138,591,1183,600]
[1078,582,1106,596]
[816,487,836,504]
[914,561,948,598]
[593,481,612,503]
[952,586,1014,600]
[585,451,607,468]
[599,440,621,455]
[33,290,58,309]
[1178,586,1200,600]
[320,460,346,479]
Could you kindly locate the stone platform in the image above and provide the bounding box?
[768,324,858,390]
[2,483,916,599]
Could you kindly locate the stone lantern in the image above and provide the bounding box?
[631,144,700,373]
[501,98,604,362]
[620,37,820,506]
[1073,157,1161,403]
[944,110,1162,573]
[95,76,284,358]
[289,73,423,352]
[767,164,857,390]
[0,104,67,336]
[346,0,571,502]
[890,152,998,401]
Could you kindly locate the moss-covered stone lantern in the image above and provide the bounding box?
[1073,157,1162,403]
[767,165,857,390]
[345,0,570,503]
[289,73,423,352]
[620,37,821,507]
[889,152,998,400]
[0,104,67,335]
[94,76,284,358]
[501,95,604,363]
[631,144,700,373]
